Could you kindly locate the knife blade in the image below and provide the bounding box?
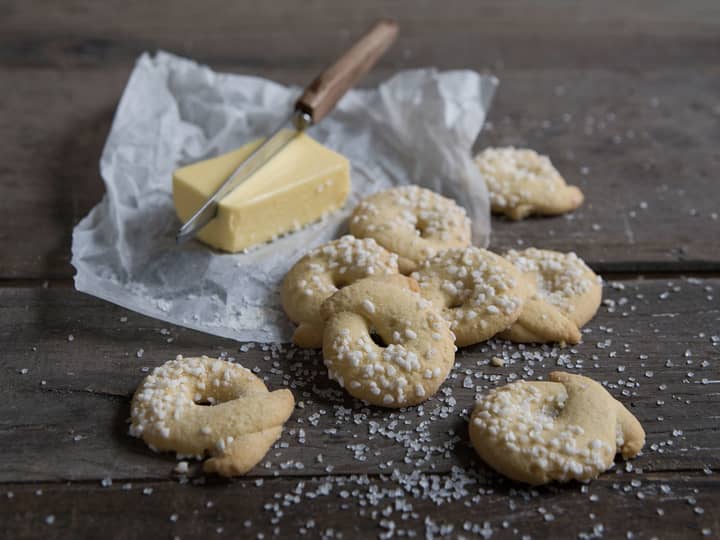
[175,19,398,245]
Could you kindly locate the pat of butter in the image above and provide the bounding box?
[173,131,350,252]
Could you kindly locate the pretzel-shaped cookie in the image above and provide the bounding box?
[349,185,472,273]
[469,371,645,485]
[130,356,294,477]
[411,247,532,347]
[281,235,400,348]
[475,147,584,220]
[499,248,602,344]
[321,275,455,407]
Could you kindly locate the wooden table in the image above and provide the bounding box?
[2,2,719,538]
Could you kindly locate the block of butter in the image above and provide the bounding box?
[173,131,350,252]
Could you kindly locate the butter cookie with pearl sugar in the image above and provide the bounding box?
[469,371,645,485]
[349,185,472,273]
[499,248,602,344]
[129,356,294,477]
[411,247,531,347]
[281,235,399,348]
[321,276,455,408]
[475,147,584,220]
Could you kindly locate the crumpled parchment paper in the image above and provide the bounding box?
[72,51,497,342]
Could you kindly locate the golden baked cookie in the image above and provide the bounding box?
[281,235,399,348]
[349,185,472,273]
[321,275,455,408]
[469,371,645,485]
[129,356,294,477]
[474,147,584,220]
[499,248,602,344]
[410,247,531,347]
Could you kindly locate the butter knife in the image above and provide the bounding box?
[176,19,399,244]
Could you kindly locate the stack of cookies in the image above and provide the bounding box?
[277,148,644,485]
[281,182,601,408]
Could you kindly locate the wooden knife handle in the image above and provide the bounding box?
[295,19,398,124]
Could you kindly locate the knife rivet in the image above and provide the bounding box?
[292,110,313,131]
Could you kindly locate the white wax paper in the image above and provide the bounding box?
[72,51,497,342]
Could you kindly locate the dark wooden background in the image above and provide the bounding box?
[1,1,719,538]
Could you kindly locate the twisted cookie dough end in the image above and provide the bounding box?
[469,371,645,485]
[500,248,602,345]
[475,147,584,220]
[130,356,295,477]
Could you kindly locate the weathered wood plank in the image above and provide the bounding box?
[0,279,717,482]
[2,0,719,70]
[0,68,121,280]
[483,70,720,272]
[1,65,718,279]
[0,475,717,539]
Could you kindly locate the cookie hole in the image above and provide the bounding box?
[331,275,351,290]
[541,405,560,419]
[194,397,219,407]
[369,331,387,348]
[447,298,464,309]
[414,220,431,238]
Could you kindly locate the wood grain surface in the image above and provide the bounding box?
[1,1,719,538]
[2,280,718,482]
[1,477,717,539]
